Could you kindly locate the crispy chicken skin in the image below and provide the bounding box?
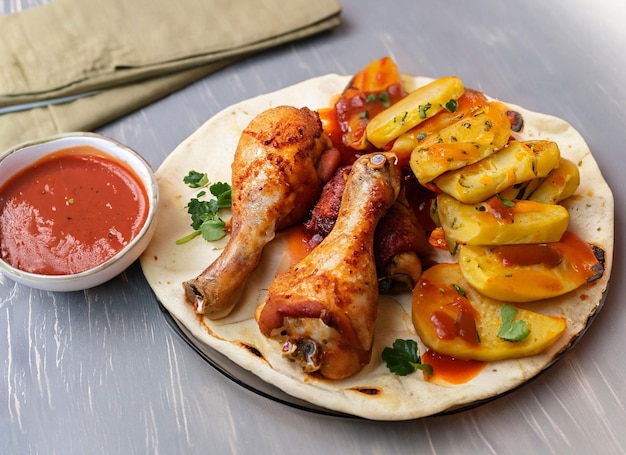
[305,166,431,292]
[183,106,336,318]
[255,152,401,380]
[303,165,351,242]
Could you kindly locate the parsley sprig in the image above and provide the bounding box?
[497,305,530,342]
[382,339,433,376]
[176,171,232,245]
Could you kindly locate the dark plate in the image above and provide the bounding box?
[159,301,355,418]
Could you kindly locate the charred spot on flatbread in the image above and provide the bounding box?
[506,109,524,132]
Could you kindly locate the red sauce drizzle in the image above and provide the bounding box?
[423,350,486,385]
[494,243,563,268]
[553,231,601,280]
[430,294,480,346]
[492,231,600,281]
[431,311,456,340]
[0,146,148,275]
[485,196,514,223]
[284,225,314,264]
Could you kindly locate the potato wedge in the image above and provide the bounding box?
[415,103,512,148]
[458,231,604,302]
[409,104,512,184]
[389,88,489,157]
[365,76,465,148]
[528,158,580,204]
[412,263,567,361]
[499,157,579,203]
[410,142,501,187]
[434,140,561,204]
[436,193,569,247]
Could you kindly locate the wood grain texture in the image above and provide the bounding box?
[1,0,625,454]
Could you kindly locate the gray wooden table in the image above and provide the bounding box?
[2,1,625,454]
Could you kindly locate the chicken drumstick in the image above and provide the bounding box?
[255,152,401,379]
[184,105,336,318]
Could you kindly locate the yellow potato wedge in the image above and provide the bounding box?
[412,263,567,361]
[409,104,512,184]
[365,76,465,148]
[416,103,512,148]
[434,140,561,204]
[389,88,490,158]
[410,142,501,187]
[529,158,580,204]
[499,157,579,203]
[458,231,604,302]
[436,193,569,247]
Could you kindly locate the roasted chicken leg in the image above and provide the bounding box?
[184,105,336,318]
[255,152,401,380]
[305,166,432,292]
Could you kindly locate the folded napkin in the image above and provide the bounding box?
[0,0,341,151]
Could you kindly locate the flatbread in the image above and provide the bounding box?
[139,74,614,420]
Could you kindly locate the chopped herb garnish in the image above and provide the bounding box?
[443,99,459,112]
[176,171,232,244]
[497,304,530,342]
[365,91,390,108]
[497,194,516,208]
[378,91,391,108]
[394,111,409,124]
[452,284,466,296]
[417,132,427,140]
[382,339,433,376]
[183,170,209,188]
[418,103,432,119]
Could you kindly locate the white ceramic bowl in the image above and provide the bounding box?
[0,133,159,292]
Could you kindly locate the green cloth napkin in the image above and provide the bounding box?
[0,0,341,152]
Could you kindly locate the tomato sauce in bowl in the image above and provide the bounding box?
[0,146,149,275]
[0,133,158,291]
